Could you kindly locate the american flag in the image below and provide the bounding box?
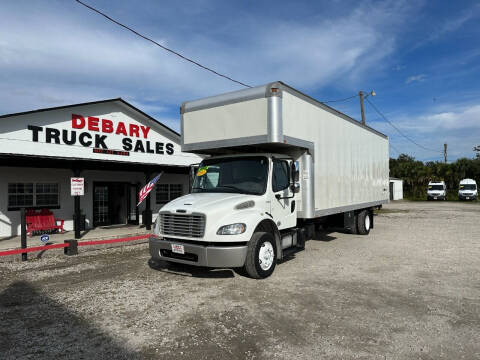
[137,172,163,206]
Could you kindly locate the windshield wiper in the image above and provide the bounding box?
[216,185,257,195]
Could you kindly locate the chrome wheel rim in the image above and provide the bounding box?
[365,214,370,231]
[259,241,274,271]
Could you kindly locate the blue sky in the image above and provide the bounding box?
[1,0,479,161]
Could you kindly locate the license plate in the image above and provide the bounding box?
[171,244,185,254]
[434,197,437,199]
[466,197,470,200]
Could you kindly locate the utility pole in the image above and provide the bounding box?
[444,143,447,163]
[359,91,366,125]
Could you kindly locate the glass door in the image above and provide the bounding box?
[93,185,110,226]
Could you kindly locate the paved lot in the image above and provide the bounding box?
[1,201,479,359]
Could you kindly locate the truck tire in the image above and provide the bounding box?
[357,210,371,235]
[244,232,277,279]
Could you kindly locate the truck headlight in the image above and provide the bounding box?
[217,223,246,235]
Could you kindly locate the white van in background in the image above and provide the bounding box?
[458,179,477,201]
[427,181,447,200]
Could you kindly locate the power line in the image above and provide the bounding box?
[322,94,358,104]
[365,98,443,154]
[389,143,402,155]
[75,0,251,88]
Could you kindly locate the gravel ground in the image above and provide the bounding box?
[1,201,479,359]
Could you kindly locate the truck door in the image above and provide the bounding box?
[270,158,297,230]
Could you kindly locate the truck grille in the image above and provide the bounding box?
[159,213,206,238]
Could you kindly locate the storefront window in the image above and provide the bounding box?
[36,183,59,206]
[8,183,34,207]
[156,184,183,204]
[8,182,59,208]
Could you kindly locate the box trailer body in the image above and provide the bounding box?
[150,82,389,278]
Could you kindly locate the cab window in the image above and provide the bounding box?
[272,159,289,192]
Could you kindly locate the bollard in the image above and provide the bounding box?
[64,240,78,256]
[20,207,27,261]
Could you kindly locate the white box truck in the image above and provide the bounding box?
[150,82,389,278]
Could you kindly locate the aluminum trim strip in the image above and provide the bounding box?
[313,200,388,217]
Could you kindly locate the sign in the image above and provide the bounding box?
[26,114,174,155]
[71,177,85,196]
[40,234,50,243]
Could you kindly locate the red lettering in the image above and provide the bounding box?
[72,114,85,129]
[115,122,128,136]
[129,124,140,137]
[102,119,113,133]
[140,125,150,139]
[87,116,99,131]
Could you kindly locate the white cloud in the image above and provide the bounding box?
[0,0,416,115]
[369,102,480,161]
[405,74,426,84]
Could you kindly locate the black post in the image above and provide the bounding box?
[144,172,152,230]
[73,168,82,239]
[64,240,78,256]
[20,207,27,261]
[74,196,81,239]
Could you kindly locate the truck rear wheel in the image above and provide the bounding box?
[357,210,371,235]
[244,232,277,279]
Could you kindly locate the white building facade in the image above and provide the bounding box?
[0,98,201,238]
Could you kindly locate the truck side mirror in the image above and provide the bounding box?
[291,161,299,183]
[290,183,300,193]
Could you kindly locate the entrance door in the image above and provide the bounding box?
[93,185,110,226]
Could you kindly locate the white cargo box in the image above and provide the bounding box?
[181,82,389,218]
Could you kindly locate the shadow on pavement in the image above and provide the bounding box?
[148,258,235,278]
[311,230,338,242]
[0,281,141,360]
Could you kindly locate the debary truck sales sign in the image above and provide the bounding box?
[0,101,201,167]
[28,114,174,155]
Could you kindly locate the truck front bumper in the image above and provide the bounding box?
[149,236,248,268]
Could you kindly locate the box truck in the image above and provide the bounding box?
[150,82,389,278]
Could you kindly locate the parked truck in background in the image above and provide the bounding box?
[149,82,389,278]
[427,181,447,200]
[458,178,477,201]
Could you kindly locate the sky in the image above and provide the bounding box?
[1,0,479,162]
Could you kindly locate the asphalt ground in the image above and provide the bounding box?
[1,200,479,359]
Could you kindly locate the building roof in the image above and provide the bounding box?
[0,98,180,137]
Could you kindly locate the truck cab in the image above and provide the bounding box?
[458,179,477,201]
[427,181,447,200]
[150,153,301,278]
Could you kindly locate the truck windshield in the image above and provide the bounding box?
[460,184,476,190]
[192,156,268,195]
[428,185,444,190]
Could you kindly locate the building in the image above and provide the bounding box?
[0,98,202,238]
[389,177,404,200]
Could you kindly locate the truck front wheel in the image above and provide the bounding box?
[357,210,371,235]
[244,232,277,279]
